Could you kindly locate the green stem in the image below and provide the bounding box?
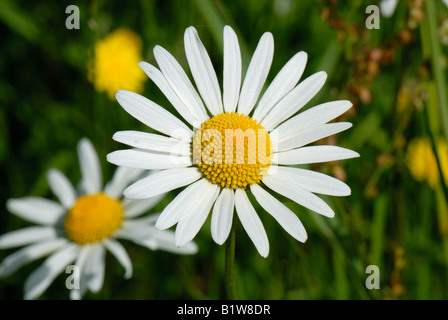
[225,224,238,300]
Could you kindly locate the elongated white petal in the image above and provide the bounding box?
[104,166,145,199]
[103,239,132,279]
[253,51,308,122]
[128,226,198,255]
[0,226,58,249]
[275,100,353,137]
[155,178,210,230]
[123,167,201,199]
[107,149,192,170]
[138,61,201,127]
[46,169,77,209]
[153,45,209,123]
[270,166,351,196]
[250,184,307,242]
[274,145,360,165]
[276,122,353,152]
[185,26,223,115]
[115,90,193,139]
[0,238,68,277]
[223,25,242,113]
[175,181,220,247]
[122,194,166,218]
[211,188,235,245]
[70,245,91,300]
[262,173,335,217]
[234,189,269,257]
[261,71,327,131]
[78,138,102,194]
[24,243,78,300]
[6,197,65,225]
[84,243,105,293]
[237,32,274,116]
[113,131,191,156]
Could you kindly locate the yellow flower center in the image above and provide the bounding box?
[64,193,124,245]
[193,112,273,189]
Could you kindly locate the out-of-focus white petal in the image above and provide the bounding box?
[77,138,102,194]
[6,197,65,225]
[103,239,132,279]
[104,166,146,199]
[0,226,58,249]
[46,169,77,209]
[24,243,78,300]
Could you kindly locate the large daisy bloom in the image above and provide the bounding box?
[0,138,197,300]
[107,26,359,258]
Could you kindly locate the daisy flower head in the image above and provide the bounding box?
[0,138,197,300]
[88,28,147,100]
[107,25,359,258]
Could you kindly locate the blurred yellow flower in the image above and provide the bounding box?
[406,137,448,188]
[88,28,146,100]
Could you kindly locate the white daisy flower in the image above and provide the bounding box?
[0,138,197,300]
[107,25,359,258]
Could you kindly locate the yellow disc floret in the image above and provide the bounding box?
[193,112,273,189]
[64,193,124,245]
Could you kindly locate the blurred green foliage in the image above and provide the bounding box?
[1,0,448,300]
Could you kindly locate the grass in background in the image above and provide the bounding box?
[1,0,448,300]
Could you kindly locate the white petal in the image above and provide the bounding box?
[153,45,209,124]
[274,145,360,165]
[185,26,223,116]
[77,138,102,194]
[262,173,335,217]
[24,243,78,300]
[0,238,68,277]
[175,181,220,247]
[234,188,269,257]
[103,239,132,279]
[250,183,307,242]
[6,197,65,225]
[275,100,353,137]
[115,90,193,139]
[155,178,210,230]
[104,166,145,199]
[237,32,274,116]
[123,167,201,199]
[380,0,398,17]
[223,25,242,113]
[210,188,235,245]
[113,130,191,156]
[273,166,351,196]
[131,227,198,255]
[253,51,308,122]
[261,71,327,131]
[107,149,192,170]
[122,194,166,218]
[139,61,201,127]
[84,243,105,293]
[70,245,91,300]
[276,122,353,152]
[0,226,58,249]
[46,169,77,209]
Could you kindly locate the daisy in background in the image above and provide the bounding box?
[0,138,197,300]
[87,28,147,100]
[107,25,359,258]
